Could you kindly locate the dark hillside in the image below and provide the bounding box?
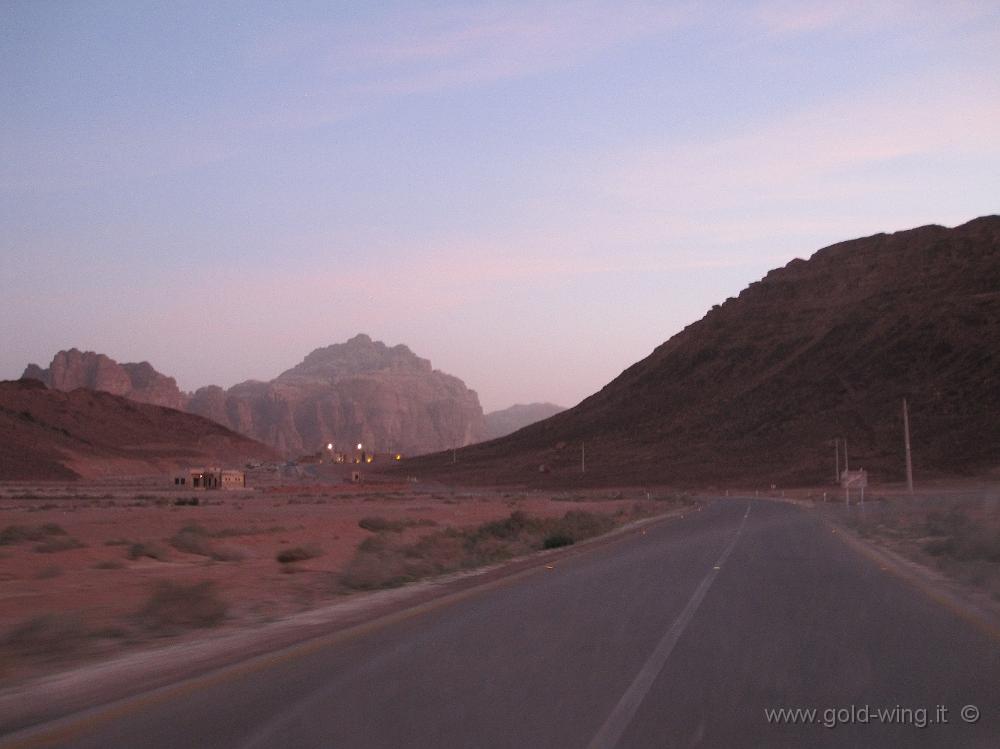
[399,216,1000,487]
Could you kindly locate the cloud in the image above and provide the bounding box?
[748,0,999,36]
[245,2,694,125]
[591,69,1000,229]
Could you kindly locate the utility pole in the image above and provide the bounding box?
[844,438,849,473]
[834,438,840,483]
[903,398,914,495]
[452,447,456,464]
[581,442,586,473]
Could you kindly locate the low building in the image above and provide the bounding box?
[173,467,246,490]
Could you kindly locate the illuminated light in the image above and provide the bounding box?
[327,443,333,450]
[394,454,402,461]
[357,443,363,450]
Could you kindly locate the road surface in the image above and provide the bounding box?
[4,498,999,748]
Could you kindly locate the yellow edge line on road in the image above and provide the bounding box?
[824,518,1000,643]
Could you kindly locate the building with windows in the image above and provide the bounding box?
[173,467,245,490]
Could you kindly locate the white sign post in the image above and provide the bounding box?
[841,469,868,506]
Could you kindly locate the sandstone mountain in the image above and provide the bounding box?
[23,349,187,411]
[0,379,277,480]
[186,335,486,456]
[23,336,487,457]
[399,216,1000,487]
[484,403,565,440]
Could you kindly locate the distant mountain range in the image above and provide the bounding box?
[21,336,562,457]
[400,216,1000,487]
[23,350,187,411]
[0,379,276,480]
[484,403,565,440]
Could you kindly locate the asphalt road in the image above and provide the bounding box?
[6,499,999,748]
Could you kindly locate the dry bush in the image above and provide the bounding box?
[137,581,227,633]
[849,498,1000,598]
[169,524,245,562]
[342,510,618,590]
[0,523,67,546]
[924,525,1000,563]
[3,614,89,659]
[34,536,86,553]
[553,509,616,543]
[276,544,322,564]
[358,516,437,533]
[127,542,169,561]
[94,559,125,570]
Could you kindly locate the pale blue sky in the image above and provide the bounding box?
[3,1,999,410]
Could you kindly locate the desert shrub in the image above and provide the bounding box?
[169,524,245,561]
[543,534,574,549]
[474,510,537,541]
[104,538,130,546]
[173,497,200,506]
[924,538,954,556]
[169,524,214,555]
[342,510,618,590]
[94,559,125,570]
[358,516,404,532]
[138,581,227,632]
[553,510,616,543]
[0,523,67,545]
[276,545,322,564]
[127,542,169,561]
[3,613,88,657]
[923,523,1000,563]
[924,508,968,537]
[358,516,437,533]
[35,565,63,579]
[339,551,416,589]
[34,536,85,553]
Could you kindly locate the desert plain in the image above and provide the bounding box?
[0,474,693,689]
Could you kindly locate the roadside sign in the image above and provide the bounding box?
[841,470,867,488]
[842,469,868,506]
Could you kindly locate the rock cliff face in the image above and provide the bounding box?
[22,349,188,411]
[401,216,1000,486]
[188,335,486,456]
[23,337,488,457]
[484,403,565,440]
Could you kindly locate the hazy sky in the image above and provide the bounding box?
[3,1,999,411]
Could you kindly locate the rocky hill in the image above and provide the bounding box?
[0,379,277,480]
[23,349,187,411]
[187,335,486,456]
[399,216,1000,487]
[23,336,487,457]
[484,403,565,440]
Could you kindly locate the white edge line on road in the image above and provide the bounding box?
[586,500,752,749]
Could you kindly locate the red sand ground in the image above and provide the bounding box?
[0,479,670,686]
